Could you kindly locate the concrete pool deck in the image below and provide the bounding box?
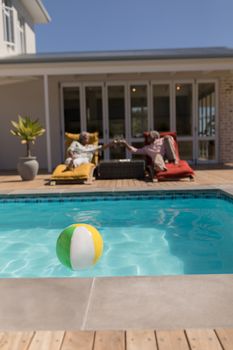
[0,274,232,331]
[0,168,233,331]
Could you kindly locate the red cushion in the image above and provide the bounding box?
[156,160,194,180]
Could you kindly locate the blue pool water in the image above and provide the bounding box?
[0,191,233,278]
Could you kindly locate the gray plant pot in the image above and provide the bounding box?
[17,156,39,181]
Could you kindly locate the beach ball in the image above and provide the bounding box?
[56,223,103,270]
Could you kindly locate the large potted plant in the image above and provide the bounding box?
[10,115,45,180]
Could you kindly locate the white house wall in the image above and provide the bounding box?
[15,1,36,54]
[0,76,66,171]
[47,76,64,168]
[0,0,36,57]
[0,78,47,170]
[24,21,36,53]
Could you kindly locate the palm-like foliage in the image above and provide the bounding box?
[10,115,45,157]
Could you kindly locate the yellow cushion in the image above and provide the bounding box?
[51,163,95,180]
[65,132,99,165]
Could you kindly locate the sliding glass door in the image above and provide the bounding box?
[85,85,104,138]
[196,82,217,162]
[152,83,171,131]
[61,80,218,163]
[107,84,126,159]
[174,82,194,161]
[130,84,148,138]
[63,86,81,133]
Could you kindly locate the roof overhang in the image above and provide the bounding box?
[21,0,51,23]
[1,48,233,77]
[0,58,233,77]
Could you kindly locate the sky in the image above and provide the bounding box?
[35,0,233,53]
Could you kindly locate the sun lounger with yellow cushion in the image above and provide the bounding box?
[50,132,98,184]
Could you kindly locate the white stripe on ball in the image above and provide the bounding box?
[70,226,95,269]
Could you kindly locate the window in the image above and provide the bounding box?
[175,83,193,136]
[198,83,215,137]
[18,16,25,53]
[108,85,125,138]
[152,84,170,131]
[85,86,103,137]
[130,85,148,138]
[63,87,81,133]
[2,0,14,44]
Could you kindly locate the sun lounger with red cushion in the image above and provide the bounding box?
[144,131,195,181]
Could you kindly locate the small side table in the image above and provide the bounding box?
[97,159,145,179]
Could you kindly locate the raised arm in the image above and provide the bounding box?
[99,140,117,151]
[119,140,141,153]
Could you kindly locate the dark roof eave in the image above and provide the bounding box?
[1,47,233,65]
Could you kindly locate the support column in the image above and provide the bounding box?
[43,74,52,172]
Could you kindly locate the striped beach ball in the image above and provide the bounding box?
[56,223,103,270]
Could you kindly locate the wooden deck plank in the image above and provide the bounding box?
[215,328,233,350]
[94,331,125,350]
[126,330,157,350]
[185,329,222,350]
[61,331,95,350]
[0,331,34,350]
[0,330,233,350]
[156,330,190,350]
[28,331,64,350]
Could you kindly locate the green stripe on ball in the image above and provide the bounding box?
[56,224,74,269]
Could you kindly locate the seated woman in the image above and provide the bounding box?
[65,131,113,170]
[50,131,116,184]
[119,130,178,180]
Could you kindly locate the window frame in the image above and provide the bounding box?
[2,0,15,46]
[17,15,26,53]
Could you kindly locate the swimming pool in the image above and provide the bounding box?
[1,190,233,278]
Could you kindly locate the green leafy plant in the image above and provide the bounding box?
[10,115,45,157]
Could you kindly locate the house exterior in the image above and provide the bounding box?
[0,0,50,57]
[0,2,233,173]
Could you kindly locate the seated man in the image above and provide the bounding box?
[65,131,114,170]
[119,130,178,180]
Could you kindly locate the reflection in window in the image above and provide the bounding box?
[63,87,80,133]
[198,83,215,137]
[176,84,192,136]
[130,85,148,137]
[199,140,215,161]
[108,86,125,138]
[86,86,103,137]
[178,141,193,161]
[153,84,170,131]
